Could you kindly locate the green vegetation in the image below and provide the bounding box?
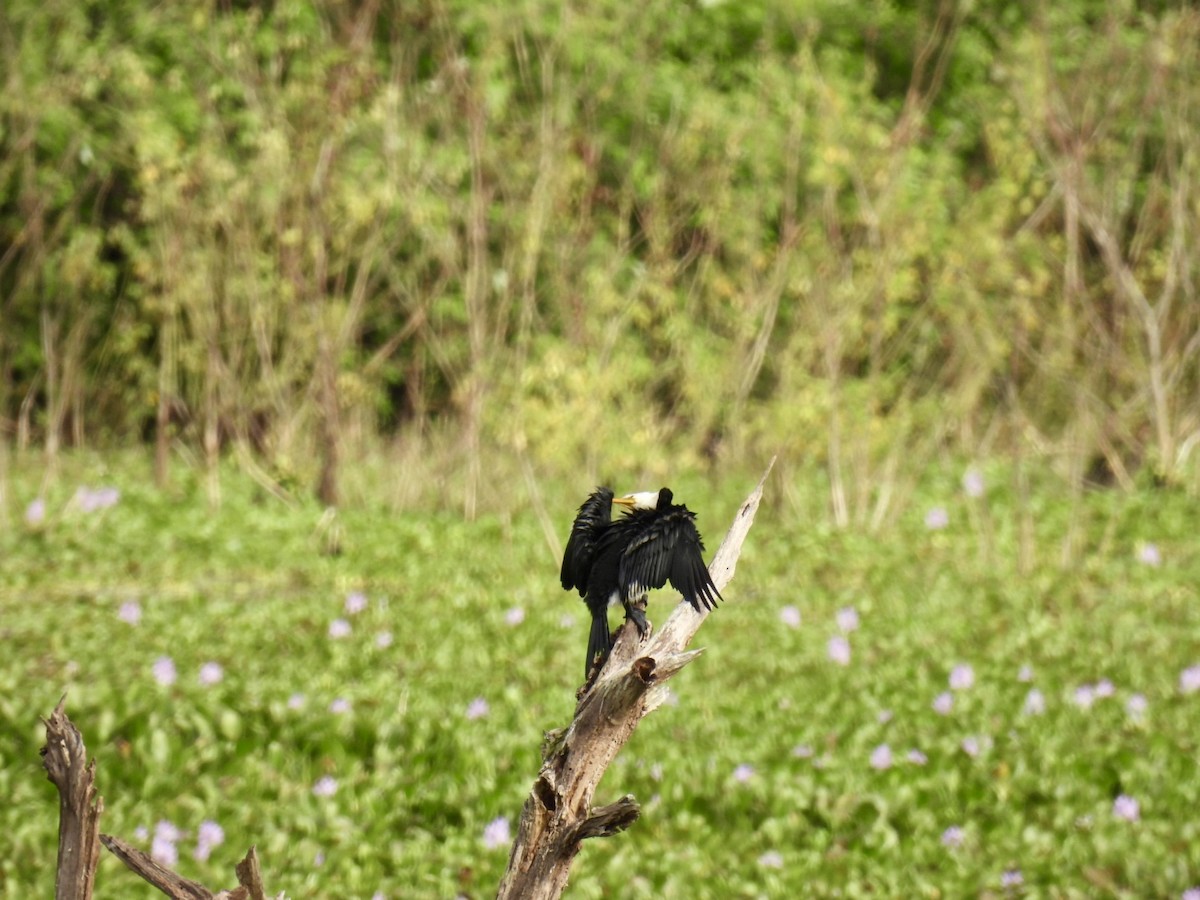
[2,2,1199,512]
[2,454,1198,897]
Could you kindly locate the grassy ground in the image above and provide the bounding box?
[1,453,1198,898]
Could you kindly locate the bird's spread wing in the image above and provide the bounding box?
[560,487,614,594]
[617,507,721,612]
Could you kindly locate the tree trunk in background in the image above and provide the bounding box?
[316,332,340,507]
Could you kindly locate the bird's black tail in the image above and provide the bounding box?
[586,610,612,680]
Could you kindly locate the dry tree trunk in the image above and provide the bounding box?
[496,460,773,900]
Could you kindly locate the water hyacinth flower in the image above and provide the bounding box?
[1073,684,1096,709]
[134,825,150,842]
[941,825,964,848]
[375,631,393,649]
[312,776,338,797]
[732,763,755,784]
[314,850,325,866]
[932,692,954,715]
[1001,869,1024,888]
[152,656,177,687]
[835,606,859,633]
[758,850,784,869]
[962,468,985,498]
[25,498,46,525]
[1137,543,1161,566]
[328,618,351,639]
[198,662,224,686]
[287,692,306,710]
[961,736,983,758]
[827,635,851,666]
[118,601,142,625]
[877,709,893,724]
[869,744,893,770]
[1017,664,1034,682]
[1094,679,1115,698]
[779,605,802,628]
[949,663,975,691]
[1182,888,1200,900]
[344,591,368,615]
[925,506,949,530]
[483,816,511,850]
[329,698,351,714]
[906,749,928,765]
[1126,693,1148,719]
[505,607,525,626]
[465,697,490,720]
[1113,794,1140,822]
[1180,664,1200,695]
[194,820,225,862]
[152,820,181,866]
[1023,688,1046,716]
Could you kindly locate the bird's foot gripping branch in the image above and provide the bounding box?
[497,460,772,900]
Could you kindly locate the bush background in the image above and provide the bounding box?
[3,1,1199,514]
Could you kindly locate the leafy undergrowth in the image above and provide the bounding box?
[1,454,1198,898]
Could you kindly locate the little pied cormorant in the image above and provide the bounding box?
[561,487,721,679]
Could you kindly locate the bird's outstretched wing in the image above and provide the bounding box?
[617,506,722,612]
[561,487,615,594]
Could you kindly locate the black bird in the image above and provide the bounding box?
[561,487,721,679]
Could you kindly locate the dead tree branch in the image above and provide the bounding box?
[41,697,103,900]
[497,459,774,900]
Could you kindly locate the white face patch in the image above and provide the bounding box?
[624,491,660,510]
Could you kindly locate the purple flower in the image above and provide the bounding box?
[827,635,851,666]
[932,692,954,715]
[134,825,149,842]
[1017,664,1034,682]
[375,631,393,649]
[344,591,368,614]
[482,816,511,849]
[152,656,177,687]
[198,662,224,686]
[505,607,525,626]
[906,749,928,765]
[877,708,893,724]
[835,606,859,633]
[1001,869,1024,888]
[1023,689,1046,716]
[941,825,964,848]
[1113,794,1140,822]
[792,744,814,759]
[329,698,351,714]
[949,663,975,691]
[328,618,351,639]
[649,762,664,781]
[732,764,755,784]
[25,498,46,525]
[287,692,306,710]
[151,834,178,866]
[465,697,490,720]
[151,820,181,866]
[1126,693,1148,718]
[194,820,225,862]
[1073,684,1096,709]
[118,601,142,625]
[314,850,325,866]
[758,850,784,868]
[779,605,802,628]
[870,744,893,770]
[312,776,338,797]
[1182,888,1200,900]
[77,486,120,513]
[961,736,982,758]
[1180,664,1200,695]
[962,468,985,498]
[925,506,949,530]
[1137,543,1161,566]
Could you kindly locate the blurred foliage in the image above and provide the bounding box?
[1,453,1198,896]
[2,1,1199,512]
